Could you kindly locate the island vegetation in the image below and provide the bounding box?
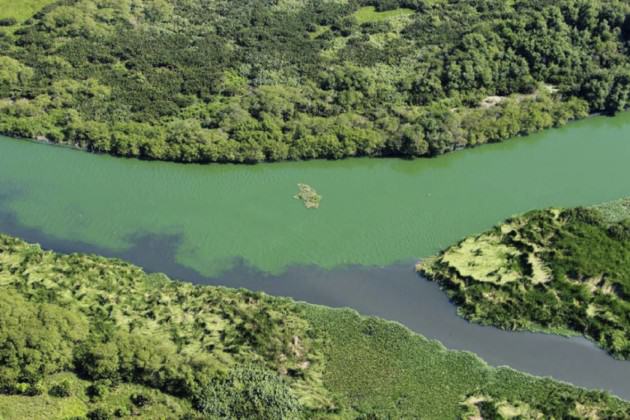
[419,198,630,360]
[1,233,629,418]
[294,183,322,209]
[1,0,629,163]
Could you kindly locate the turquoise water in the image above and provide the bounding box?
[1,114,630,276]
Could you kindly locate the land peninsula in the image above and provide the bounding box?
[419,198,630,360]
[1,0,629,163]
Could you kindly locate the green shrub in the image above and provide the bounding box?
[75,341,121,383]
[86,380,111,402]
[0,18,17,26]
[194,365,303,419]
[48,380,72,398]
[87,408,111,420]
[130,393,151,407]
[423,205,630,358]
[0,291,87,391]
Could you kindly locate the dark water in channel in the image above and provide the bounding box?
[1,210,629,400]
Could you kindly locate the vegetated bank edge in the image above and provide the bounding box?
[0,233,629,419]
[1,0,628,164]
[419,197,630,360]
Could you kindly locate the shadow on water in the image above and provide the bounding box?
[0,208,629,400]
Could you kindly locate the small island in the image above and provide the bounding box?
[294,183,321,209]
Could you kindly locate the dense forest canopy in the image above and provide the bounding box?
[1,233,630,418]
[0,0,628,162]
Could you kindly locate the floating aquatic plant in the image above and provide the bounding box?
[294,183,321,209]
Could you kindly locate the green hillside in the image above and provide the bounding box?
[2,0,629,163]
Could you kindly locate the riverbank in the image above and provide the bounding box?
[2,112,630,276]
[4,95,597,167]
[0,88,589,164]
[2,207,630,400]
[1,233,629,419]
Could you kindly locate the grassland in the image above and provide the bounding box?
[304,304,630,418]
[0,372,192,419]
[420,199,630,359]
[0,0,55,22]
[352,6,415,24]
[0,0,55,36]
[0,233,629,418]
[592,197,630,223]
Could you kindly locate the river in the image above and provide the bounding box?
[1,113,630,398]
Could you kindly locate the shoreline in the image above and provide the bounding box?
[1,212,629,400]
[0,110,605,166]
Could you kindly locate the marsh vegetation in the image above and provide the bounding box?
[294,183,322,209]
[1,233,629,418]
[420,199,630,359]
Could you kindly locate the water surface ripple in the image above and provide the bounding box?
[1,114,630,276]
[2,114,630,399]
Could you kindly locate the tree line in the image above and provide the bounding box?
[0,0,628,162]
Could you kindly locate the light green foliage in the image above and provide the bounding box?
[302,305,630,419]
[294,183,321,208]
[0,372,193,419]
[0,0,620,163]
[0,0,56,22]
[440,235,523,285]
[422,202,630,358]
[592,197,630,223]
[0,57,33,96]
[0,233,629,418]
[460,395,544,419]
[352,6,414,24]
[432,216,551,287]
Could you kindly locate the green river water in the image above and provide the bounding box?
[1,113,630,277]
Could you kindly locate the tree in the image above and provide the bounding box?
[75,340,120,382]
[194,365,302,419]
[0,56,33,97]
[0,291,88,392]
[399,123,428,156]
[605,71,630,114]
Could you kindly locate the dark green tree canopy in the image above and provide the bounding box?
[0,0,627,163]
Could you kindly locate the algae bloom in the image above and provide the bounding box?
[294,184,321,208]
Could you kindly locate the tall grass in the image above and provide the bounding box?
[352,6,415,24]
[0,0,55,22]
